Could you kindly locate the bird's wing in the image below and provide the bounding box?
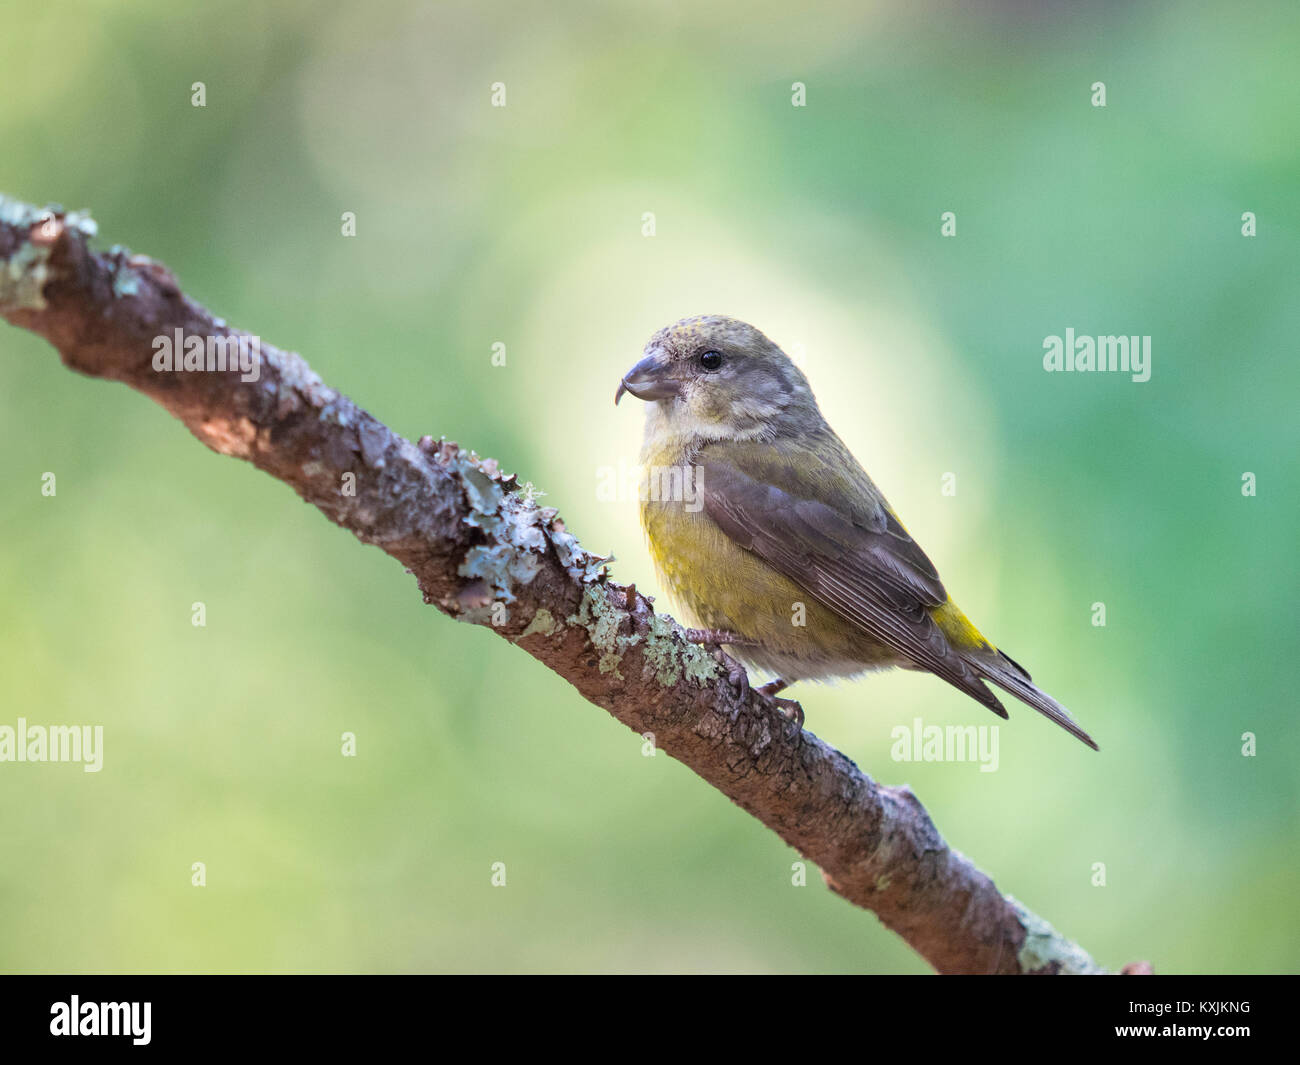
[698,443,1007,716]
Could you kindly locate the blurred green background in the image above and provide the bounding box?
[1,0,1297,974]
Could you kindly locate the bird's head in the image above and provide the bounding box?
[615,315,817,441]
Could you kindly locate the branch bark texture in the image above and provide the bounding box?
[0,195,1117,974]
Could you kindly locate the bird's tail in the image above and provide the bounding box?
[968,649,1099,751]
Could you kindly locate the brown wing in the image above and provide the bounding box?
[699,452,1008,717]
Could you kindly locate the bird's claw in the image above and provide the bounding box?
[753,678,804,735]
[686,629,753,699]
[773,697,805,732]
[683,634,800,732]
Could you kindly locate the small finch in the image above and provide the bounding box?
[616,315,1097,749]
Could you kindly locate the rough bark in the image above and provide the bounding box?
[0,195,1130,974]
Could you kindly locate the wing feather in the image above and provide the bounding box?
[699,451,1006,715]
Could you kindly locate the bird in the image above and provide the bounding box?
[615,314,1097,750]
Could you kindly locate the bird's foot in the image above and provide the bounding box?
[683,629,753,701]
[685,627,752,647]
[755,678,803,733]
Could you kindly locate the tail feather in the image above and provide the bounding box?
[970,650,1099,751]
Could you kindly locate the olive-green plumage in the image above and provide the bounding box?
[616,315,1097,749]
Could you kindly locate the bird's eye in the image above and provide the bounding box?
[699,350,723,372]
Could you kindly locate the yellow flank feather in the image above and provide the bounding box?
[930,599,994,653]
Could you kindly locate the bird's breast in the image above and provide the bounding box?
[636,443,901,679]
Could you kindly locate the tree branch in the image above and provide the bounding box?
[0,194,1125,974]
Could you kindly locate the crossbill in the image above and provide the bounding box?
[615,315,1097,749]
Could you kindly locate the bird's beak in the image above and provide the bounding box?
[615,352,680,405]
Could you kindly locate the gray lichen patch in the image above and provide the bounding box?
[0,196,97,238]
[567,585,641,680]
[461,463,504,532]
[459,540,542,605]
[518,607,560,641]
[0,199,101,313]
[111,267,140,299]
[642,613,719,688]
[680,638,721,686]
[551,523,611,583]
[102,245,142,300]
[447,451,577,617]
[450,447,611,619]
[429,445,617,641]
[1,241,53,311]
[62,206,98,238]
[0,196,44,229]
[1007,895,1107,974]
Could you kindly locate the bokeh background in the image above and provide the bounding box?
[1,0,1297,974]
